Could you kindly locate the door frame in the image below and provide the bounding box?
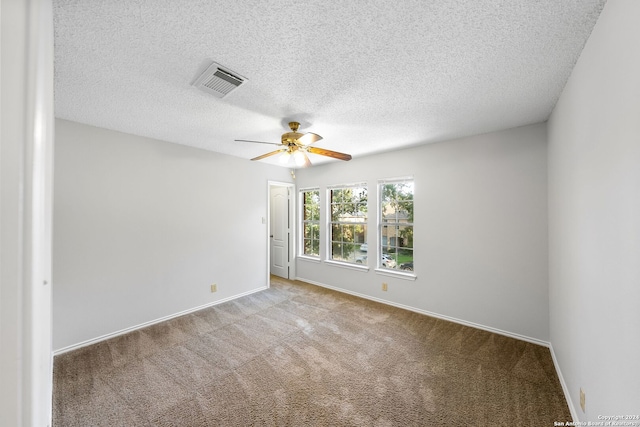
[1,1,55,424]
[267,181,296,285]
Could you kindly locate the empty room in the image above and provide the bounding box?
[1,0,638,426]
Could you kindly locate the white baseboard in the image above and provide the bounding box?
[549,343,578,422]
[296,276,550,348]
[53,286,268,356]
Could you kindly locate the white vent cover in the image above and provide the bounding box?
[193,62,247,98]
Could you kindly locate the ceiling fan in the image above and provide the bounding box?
[235,122,352,167]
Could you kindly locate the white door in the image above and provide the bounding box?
[270,186,290,278]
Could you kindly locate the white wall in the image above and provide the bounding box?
[295,123,549,342]
[1,0,55,425]
[548,0,640,420]
[53,119,292,350]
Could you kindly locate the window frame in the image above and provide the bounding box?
[299,188,321,259]
[327,183,368,267]
[377,177,416,280]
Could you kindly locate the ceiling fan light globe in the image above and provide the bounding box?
[279,151,291,164]
[292,150,306,166]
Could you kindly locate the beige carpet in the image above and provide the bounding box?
[53,277,570,426]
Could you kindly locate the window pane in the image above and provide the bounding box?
[381,225,392,249]
[379,180,414,271]
[397,225,413,249]
[398,249,413,271]
[329,186,368,263]
[331,223,340,241]
[398,201,413,222]
[354,224,366,244]
[331,203,340,221]
[344,243,356,262]
[391,225,400,246]
[381,201,393,222]
[302,190,320,257]
[332,242,343,260]
[304,191,320,221]
[381,184,395,203]
[304,239,314,255]
[344,225,354,243]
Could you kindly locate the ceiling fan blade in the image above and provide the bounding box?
[235,139,281,146]
[297,132,323,146]
[251,148,287,161]
[307,146,352,161]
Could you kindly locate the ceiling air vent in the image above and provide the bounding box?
[193,62,247,98]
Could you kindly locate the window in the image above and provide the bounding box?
[301,189,320,257]
[329,185,367,264]
[379,178,414,272]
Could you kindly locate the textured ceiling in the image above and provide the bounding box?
[53,0,606,167]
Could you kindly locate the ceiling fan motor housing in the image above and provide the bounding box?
[282,132,303,145]
[282,122,302,145]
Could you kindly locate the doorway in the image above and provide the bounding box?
[268,182,295,280]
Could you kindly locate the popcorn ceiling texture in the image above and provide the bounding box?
[53,0,606,165]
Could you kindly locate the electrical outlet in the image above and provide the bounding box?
[580,388,585,412]
[210,284,217,293]
[382,283,388,291]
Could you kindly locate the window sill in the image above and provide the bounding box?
[298,255,321,264]
[374,268,417,281]
[325,259,370,272]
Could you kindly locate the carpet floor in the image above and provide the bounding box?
[53,277,570,426]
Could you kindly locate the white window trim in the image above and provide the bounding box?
[377,177,415,278]
[325,259,370,272]
[375,268,417,280]
[298,255,321,264]
[327,181,367,190]
[378,176,414,184]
